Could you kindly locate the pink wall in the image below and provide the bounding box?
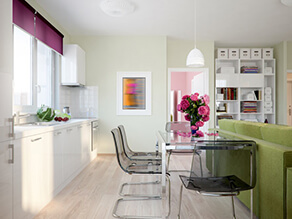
[171,71,202,121]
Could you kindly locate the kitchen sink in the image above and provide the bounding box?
[17,122,60,126]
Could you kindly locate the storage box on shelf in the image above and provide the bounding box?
[229,48,239,59]
[217,48,228,59]
[240,48,250,59]
[263,48,273,59]
[251,48,262,59]
[215,54,276,125]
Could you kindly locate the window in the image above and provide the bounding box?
[13,25,60,113]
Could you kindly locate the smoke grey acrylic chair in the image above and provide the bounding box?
[118,125,161,161]
[177,139,256,219]
[111,128,171,219]
[165,122,202,174]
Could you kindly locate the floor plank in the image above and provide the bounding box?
[35,154,252,219]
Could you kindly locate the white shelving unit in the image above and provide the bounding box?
[215,58,276,126]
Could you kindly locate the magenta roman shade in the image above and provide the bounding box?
[13,0,64,55]
[35,13,63,55]
[12,0,35,36]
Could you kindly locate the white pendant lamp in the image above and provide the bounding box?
[100,0,135,17]
[281,0,292,6]
[186,0,204,67]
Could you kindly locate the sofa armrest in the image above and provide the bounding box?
[287,168,292,219]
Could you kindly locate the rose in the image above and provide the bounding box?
[190,93,199,101]
[184,114,191,121]
[180,99,190,110]
[198,106,208,115]
[203,94,210,105]
[202,115,209,122]
[205,105,210,116]
[182,95,190,100]
[195,121,204,127]
[195,130,204,137]
[191,125,197,130]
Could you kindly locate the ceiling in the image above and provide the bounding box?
[35,0,292,47]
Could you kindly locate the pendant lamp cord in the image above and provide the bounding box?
[194,0,197,49]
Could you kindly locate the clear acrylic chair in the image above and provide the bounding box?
[118,125,161,161]
[165,122,202,174]
[111,128,171,218]
[177,140,256,219]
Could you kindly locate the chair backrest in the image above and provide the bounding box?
[111,128,131,173]
[117,125,134,157]
[189,140,257,192]
[165,122,190,133]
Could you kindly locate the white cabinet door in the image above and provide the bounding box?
[61,44,85,86]
[15,134,48,216]
[79,123,91,166]
[0,140,13,219]
[63,126,79,180]
[52,130,64,190]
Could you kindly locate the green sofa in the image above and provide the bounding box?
[216,119,292,219]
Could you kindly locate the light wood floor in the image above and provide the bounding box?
[35,154,252,219]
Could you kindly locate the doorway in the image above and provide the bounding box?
[168,68,209,133]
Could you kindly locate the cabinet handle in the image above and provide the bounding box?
[9,114,16,138]
[31,137,42,142]
[8,144,14,164]
[67,128,73,132]
[289,109,291,116]
[54,131,62,136]
[78,125,83,129]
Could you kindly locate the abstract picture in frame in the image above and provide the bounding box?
[117,72,151,115]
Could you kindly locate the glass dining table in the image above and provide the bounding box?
[156,130,257,219]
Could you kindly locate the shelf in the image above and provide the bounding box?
[216,54,275,124]
[216,112,238,115]
[240,100,262,102]
[216,100,238,102]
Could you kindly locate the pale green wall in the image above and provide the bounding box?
[167,40,215,128]
[71,36,167,153]
[287,42,292,70]
[274,41,287,125]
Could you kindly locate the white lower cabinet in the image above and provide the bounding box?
[14,133,51,219]
[0,140,13,219]
[13,121,95,219]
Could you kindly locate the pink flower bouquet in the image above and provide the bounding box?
[177,93,210,138]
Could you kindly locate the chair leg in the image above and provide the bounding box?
[177,184,184,219]
[231,196,236,219]
[119,180,161,198]
[113,175,171,219]
[195,151,203,177]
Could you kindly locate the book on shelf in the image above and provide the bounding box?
[217,115,233,120]
[219,88,237,100]
[241,66,259,73]
[241,101,258,113]
[253,89,262,100]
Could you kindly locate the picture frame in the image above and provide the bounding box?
[116,71,151,115]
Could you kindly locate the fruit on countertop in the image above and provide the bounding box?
[54,110,71,122]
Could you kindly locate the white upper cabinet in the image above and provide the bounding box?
[61,44,86,86]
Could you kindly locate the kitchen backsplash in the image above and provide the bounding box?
[59,86,98,118]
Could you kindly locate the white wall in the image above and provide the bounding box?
[71,36,167,153]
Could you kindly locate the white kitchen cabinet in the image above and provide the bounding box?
[63,126,79,180]
[80,122,91,166]
[52,130,64,191]
[14,133,51,218]
[0,140,13,219]
[61,44,86,86]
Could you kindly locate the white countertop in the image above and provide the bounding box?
[14,118,98,139]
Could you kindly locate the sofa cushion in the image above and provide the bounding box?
[261,124,292,148]
[218,119,236,132]
[234,121,267,139]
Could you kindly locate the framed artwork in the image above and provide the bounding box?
[117,72,151,115]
